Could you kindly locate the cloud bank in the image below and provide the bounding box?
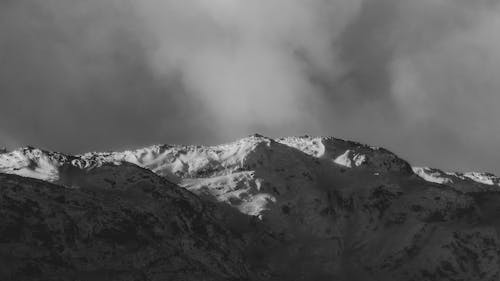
[0,0,499,173]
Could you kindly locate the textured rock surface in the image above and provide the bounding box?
[1,135,500,281]
[0,168,251,281]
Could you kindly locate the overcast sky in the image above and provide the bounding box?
[1,0,499,173]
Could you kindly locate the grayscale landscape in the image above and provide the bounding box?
[1,1,500,280]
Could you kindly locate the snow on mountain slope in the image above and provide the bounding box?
[2,135,500,281]
[0,147,66,182]
[278,136,413,174]
[413,166,500,192]
[1,135,494,191]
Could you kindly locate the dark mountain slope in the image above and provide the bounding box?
[0,167,251,281]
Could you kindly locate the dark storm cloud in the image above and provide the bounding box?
[1,0,500,173]
[332,0,500,173]
[0,0,213,152]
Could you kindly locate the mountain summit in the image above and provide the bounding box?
[1,135,499,281]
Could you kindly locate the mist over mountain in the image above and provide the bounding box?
[1,135,499,281]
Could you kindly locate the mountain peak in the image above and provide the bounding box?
[2,136,497,186]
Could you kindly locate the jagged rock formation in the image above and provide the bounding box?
[1,135,500,281]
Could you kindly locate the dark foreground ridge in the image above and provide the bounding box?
[0,135,499,281]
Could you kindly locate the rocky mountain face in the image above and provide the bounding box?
[1,135,500,281]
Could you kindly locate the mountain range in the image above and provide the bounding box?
[1,134,499,281]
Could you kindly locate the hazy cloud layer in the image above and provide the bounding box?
[1,0,499,173]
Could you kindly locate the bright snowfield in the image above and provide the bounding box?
[1,134,500,281]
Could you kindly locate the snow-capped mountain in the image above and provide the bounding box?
[1,135,499,281]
